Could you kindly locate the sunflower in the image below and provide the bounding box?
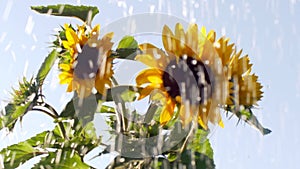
[135,23,228,130]
[201,28,263,107]
[58,24,114,98]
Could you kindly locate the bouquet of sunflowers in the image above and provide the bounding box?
[0,5,270,169]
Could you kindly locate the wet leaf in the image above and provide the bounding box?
[144,103,160,123]
[111,48,141,60]
[111,85,140,102]
[0,102,33,131]
[32,150,90,169]
[188,129,213,159]
[36,49,59,86]
[31,4,99,23]
[117,36,138,49]
[180,150,215,169]
[112,36,140,60]
[60,93,115,118]
[0,140,45,168]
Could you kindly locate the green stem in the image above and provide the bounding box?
[111,76,119,86]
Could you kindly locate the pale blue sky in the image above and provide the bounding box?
[1,0,300,168]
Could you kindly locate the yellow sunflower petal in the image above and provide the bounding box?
[198,116,207,130]
[175,23,186,50]
[219,120,225,128]
[135,54,160,68]
[239,74,263,105]
[65,27,79,45]
[76,24,88,44]
[66,83,73,92]
[198,100,222,130]
[238,55,252,75]
[95,76,107,95]
[73,77,94,98]
[103,32,114,40]
[162,25,177,54]
[207,30,216,43]
[59,72,73,84]
[160,107,173,125]
[59,63,71,71]
[91,24,100,35]
[62,40,73,50]
[136,68,163,86]
[179,104,195,127]
[160,98,176,125]
[200,26,207,38]
[139,43,158,50]
[185,23,199,56]
[95,58,114,95]
[138,85,156,100]
[137,43,168,68]
[215,37,234,66]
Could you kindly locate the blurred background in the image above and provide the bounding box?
[0,0,299,168]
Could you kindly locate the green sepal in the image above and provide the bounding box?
[0,77,39,131]
[225,105,271,135]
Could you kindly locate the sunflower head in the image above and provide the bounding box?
[58,24,114,98]
[201,27,263,108]
[136,23,228,130]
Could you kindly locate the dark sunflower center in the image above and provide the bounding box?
[162,56,214,105]
[74,44,100,79]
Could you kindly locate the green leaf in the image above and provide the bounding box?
[60,94,115,119]
[0,119,100,169]
[113,48,141,60]
[144,104,160,123]
[59,99,76,118]
[165,128,215,168]
[111,36,141,60]
[120,89,137,102]
[51,121,101,156]
[111,85,140,102]
[0,102,33,131]
[0,128,64,168]
[36,49,59,86]
[31,4,99,23]
[117,36,138,49]
[97,103,115,114]
[0,141,45,168]
[25,131,52,147]
[188,129,213,159]
[32,150,90,169]
[180,150,215,169]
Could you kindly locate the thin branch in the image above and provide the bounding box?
[32,108,57,119]
[180,122,195,153]
[43,103,59,117]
